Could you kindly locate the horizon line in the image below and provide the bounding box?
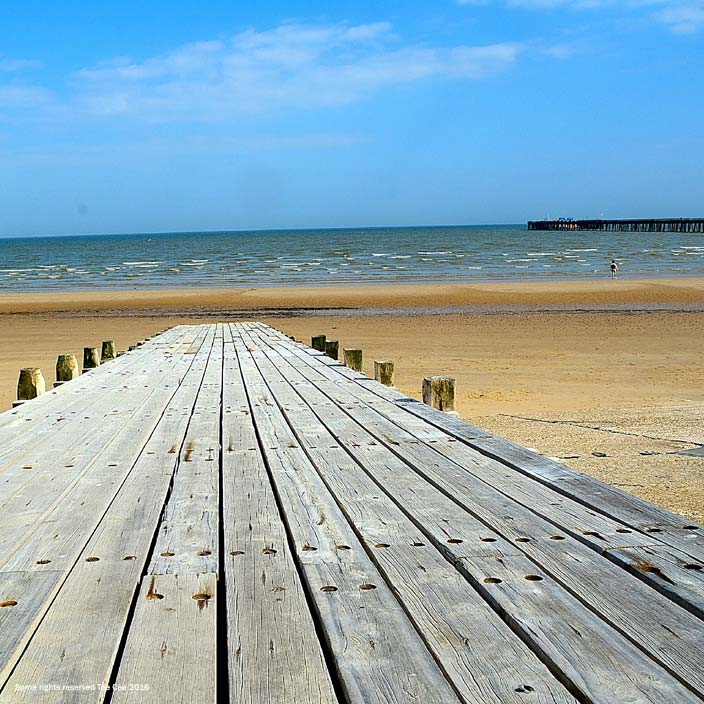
[0,222,526,242]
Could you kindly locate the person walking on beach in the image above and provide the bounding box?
[610,259,619,279]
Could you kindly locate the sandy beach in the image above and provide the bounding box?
[1,277,703,521]
[2,276,704,315]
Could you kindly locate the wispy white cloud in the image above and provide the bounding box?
[457,0,704,33]
[654,2,704,32]
[0,54,49,111]
[67,22,522,121]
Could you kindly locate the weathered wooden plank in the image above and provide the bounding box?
[359,376,704,561]
[0,327,185,431]
[3,321,703,704]
[404,402,704,550]
[604,543,704,615]
[0,570,64,690]
[0,328,204,573]
[246,325,704,704]
[468,554,703,704]
[0,327,189,463]
[0,327,213,688]
[0,330,204,588]
[252,327,704,697]
[0,327,216,700]
[316,369,704,611]
[0,327,192,509]
[150,324,223,576]
[269,332,704,601]
[238,326,577,704]
[262,321,704,560]
[2,559,151,703]
[348,400,704,614]
[232,327,462,704]
[111,573,218,703]
[0,389,185,566]
[221,325,338,704]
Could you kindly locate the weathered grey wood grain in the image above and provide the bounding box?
[348,396,704,613]
[309,354,704,611]
[239,327,576,704]
[3,321,704,703]
[111,573,218,703]
[232,327,462,704]
[327,409,704,690]
[0,570,63,689]
[604,543,704,616]
[0,327,188,460]
[271,332,704,604]
[253,327,704,697]
[0,329,201,692]
[0,355,188,561]
[247,324,704,704]
[0,328,215,700]
[266,320,704,560]
[388,391,704,560]
[0,327,190,473]
[0,328,200,572]
[0,330,211,691]
[221,325,338,704]
[150,324,222,576]
[470,554,703,704]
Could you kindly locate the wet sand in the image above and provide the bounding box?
[2,277,704,315]
[1,278,702,521]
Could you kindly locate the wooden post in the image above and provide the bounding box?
[422,376,455,412]
[17,368,46,402]
[83,347,100,371]
[101,340,116,362]
[374,360,394,387]
[311,334,326,352]
[55,354,80,387]
[344,348,363,372]
[325,340,339,360]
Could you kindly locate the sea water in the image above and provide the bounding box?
[0,225,702,291]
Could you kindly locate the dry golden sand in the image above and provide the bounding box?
[1,278,702,521]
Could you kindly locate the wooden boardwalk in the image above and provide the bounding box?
[0,322,703,703]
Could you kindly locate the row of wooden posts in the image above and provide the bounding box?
[13,330,456,414]
[309,333,456,412]
[13,338,141,407]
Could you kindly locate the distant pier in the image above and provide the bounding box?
[528,218,704,233]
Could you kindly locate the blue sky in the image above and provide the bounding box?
[0,0,702,237]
